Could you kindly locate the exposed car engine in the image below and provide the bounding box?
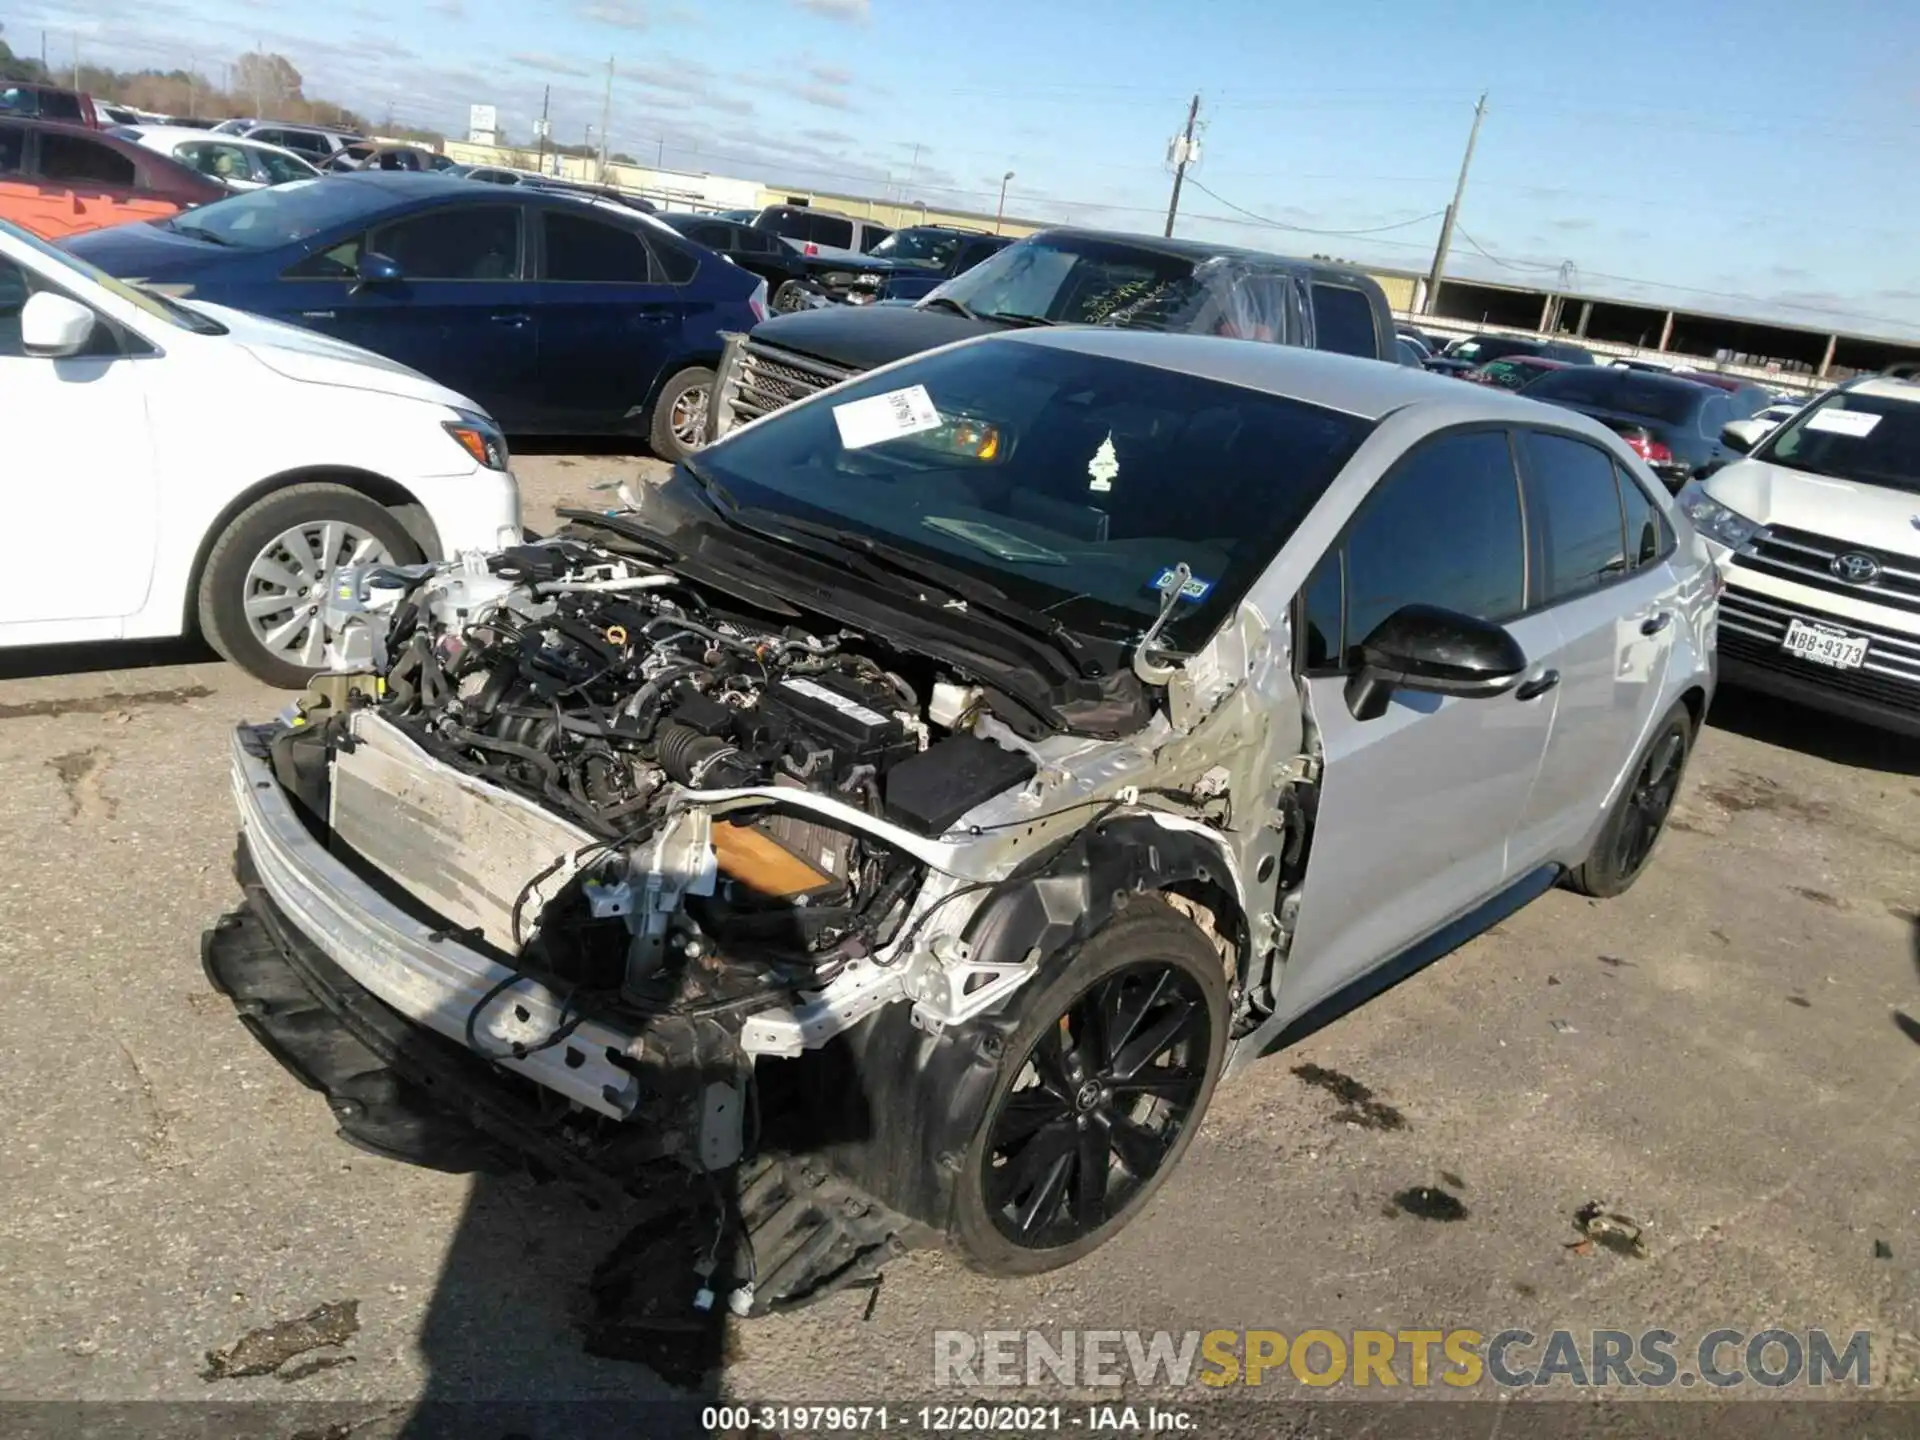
[302,535,1037,1023]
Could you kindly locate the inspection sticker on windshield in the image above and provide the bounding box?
[1804,408,1880,438]
[1150,568,1214,602]
[833,384,941,450]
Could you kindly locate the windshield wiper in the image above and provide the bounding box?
[918,294,976,319]
[169,221,233,246]
[983,312,1058,328]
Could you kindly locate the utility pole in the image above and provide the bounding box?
[536,84,550,174]
[70,34,79,92]
[1163,92,1200,238]
[1423,91,1488,316]
[186,53,197,117]
[39,31,46,72]
[656,134,664,167]
[995,170,1014,234]
[596,56,613,180]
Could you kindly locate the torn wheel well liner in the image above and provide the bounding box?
[792,818,1249,1233]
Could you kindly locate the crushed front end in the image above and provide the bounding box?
[205,516,1264,1312]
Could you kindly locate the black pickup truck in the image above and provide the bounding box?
[708,228,1397,439]
[770,225,1014,312]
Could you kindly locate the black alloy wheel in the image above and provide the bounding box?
[983,960,1211,1248]
[1614,726,1687,875]
[1567,698,1695,897]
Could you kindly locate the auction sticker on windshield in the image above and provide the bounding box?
[1804,409,1881,438]
[834,385,942,450]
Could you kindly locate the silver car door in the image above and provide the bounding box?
[1507,430,1681,869]
[1275,428,1561,1025]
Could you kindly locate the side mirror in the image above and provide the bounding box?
[21,291,98,358]
[1344,604,1528,721]
[1720,418,1766,454]
[350,252,403,294]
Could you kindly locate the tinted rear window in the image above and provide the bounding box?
[1524,368,1707,425]
[40,133,136,188]
[36,90,84,122]
[543,210,656,282]
[810,214,853,249]
[1310,283,1379,358]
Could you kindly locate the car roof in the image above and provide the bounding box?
[1843,374,1920,404]
[0,115,112,137]
[1533,366,1718,396]
[994,327,1571,422]
[121,124,305,150]
[1027,226,1376,278]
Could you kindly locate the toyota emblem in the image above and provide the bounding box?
[1830,551,1882,585]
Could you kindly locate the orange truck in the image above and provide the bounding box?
[0,118,225,240]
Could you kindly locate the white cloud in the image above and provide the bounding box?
[794,0,869,21]
[509,52,593,77]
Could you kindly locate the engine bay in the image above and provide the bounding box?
[301,534,1040,1027]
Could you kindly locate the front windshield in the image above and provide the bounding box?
[928,234,1196,325]
[165,178,374,249]
[694,337,1369,650]
[867,228,964,267]
[1755,391,1920,495]
[0,219,225,334]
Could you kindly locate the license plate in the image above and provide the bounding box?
[1782,618,1869,669]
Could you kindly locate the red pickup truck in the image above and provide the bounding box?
[0,118,224,239]
[0,81,103,129]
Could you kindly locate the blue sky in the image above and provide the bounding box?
[17,0,1918,337]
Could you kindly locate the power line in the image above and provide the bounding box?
[1453,226,1562,273]
[1184,177,1444,237]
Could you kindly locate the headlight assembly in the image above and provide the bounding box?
[1675,480,1760,550]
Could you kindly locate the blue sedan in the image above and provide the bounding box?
[64,172,765,456]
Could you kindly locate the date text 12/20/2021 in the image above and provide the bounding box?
[703,1405,1199,1433]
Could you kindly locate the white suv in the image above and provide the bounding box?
[0,220,522,687]
[1679,368,1920,735]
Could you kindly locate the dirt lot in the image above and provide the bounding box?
[2,452,1917,1420]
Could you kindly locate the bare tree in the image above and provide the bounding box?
[232,50,303,115]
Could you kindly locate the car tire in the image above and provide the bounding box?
[648,365,715,462]
[770,280,810,314]
[947,898,1230,1277]
[1565,699,1695,898]
[198,483,421,690]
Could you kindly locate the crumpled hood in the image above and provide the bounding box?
[1703,457,1920,551]
[192,301,482,414]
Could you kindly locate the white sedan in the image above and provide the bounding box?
[0,220,523,687]
[108,125,321,192]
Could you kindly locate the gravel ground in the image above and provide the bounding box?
[1,452,1916,1424]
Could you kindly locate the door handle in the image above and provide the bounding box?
[1640,611,1674,636]
[1514,669,1560,702]
[489,311,531,327]
[632,312,673,327]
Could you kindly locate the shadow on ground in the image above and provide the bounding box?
[0,636,220,683]
[509,435,658,459]
[1707,684,1920,777]
[394,1171,723,1439]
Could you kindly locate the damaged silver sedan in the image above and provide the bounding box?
[207,329,1716,1313]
